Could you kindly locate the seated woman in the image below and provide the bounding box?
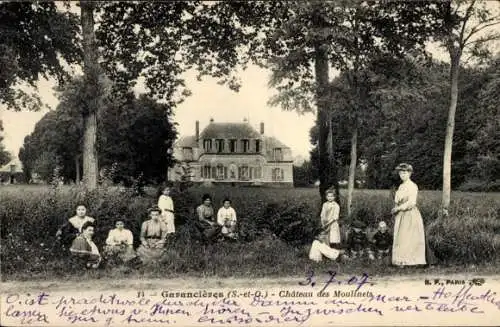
[136,206,168,264]
[196,194,221,241]
[309,231,344,262]
[56,205,95,249]
[217,198,238,240]
[70,221,101,269]
[103,220,137,264]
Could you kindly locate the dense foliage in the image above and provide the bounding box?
[0,120,11,166]
[0,2,81,111]
[18,81,177,184]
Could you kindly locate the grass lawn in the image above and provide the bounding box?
[1,184,499,282]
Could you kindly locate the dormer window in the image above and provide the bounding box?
[215,139,225,153]
[255,140,261,153]
[203,139,212,152]
[273,148,283,161]
[229,139,236,153]
[241,139,249,153]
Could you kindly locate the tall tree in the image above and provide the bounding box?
[80,1,102,189]
[437,0,500,215]
[0,2,80,111]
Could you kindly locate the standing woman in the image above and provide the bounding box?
[391,163,426,267]
[158,184,175,235]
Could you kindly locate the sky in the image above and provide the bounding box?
[0,64,316,159]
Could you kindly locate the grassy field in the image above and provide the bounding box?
[1,184,499,282]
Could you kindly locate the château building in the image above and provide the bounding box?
[169,118,293,186]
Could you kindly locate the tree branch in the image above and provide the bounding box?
[458,0,477,48]
[463,20,500,45]
[464,32,500,47]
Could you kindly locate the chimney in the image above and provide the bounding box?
[195,120,199,142]
[260,122,264,135]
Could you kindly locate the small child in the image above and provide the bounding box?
[372,221,392,259]
[309,231,344,262]
[217,198,237,240]
[320,188,341,248]
[158,185,175,235]
[347,220,372,259]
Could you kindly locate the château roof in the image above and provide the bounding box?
[176,135,197,148]
[200,123,261,139]
[173,121,291,150]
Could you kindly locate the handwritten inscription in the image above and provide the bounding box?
[2,283,499,326]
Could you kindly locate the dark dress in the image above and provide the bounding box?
[373,231,393,252]
[196,204,221,241]
[348,230,368,253]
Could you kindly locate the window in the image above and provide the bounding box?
[255,140,261,153]
[273,148,283,161]
[182,147,193,161]
[229,139,237,153]
[254,166,262,179]
[241,139,250,153]
[203,139,212,151]
[229,164,237,179]
[202,165,211,178]
[216,164,225,180]
[239,165,249,180]
[9,165,15,173]
[272,168,284,181]
[215,139,225,153]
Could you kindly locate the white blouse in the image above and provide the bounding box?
[105,228,134,246]
[217,207,237,226]
[395,180,419,211]
[158,195,174,215]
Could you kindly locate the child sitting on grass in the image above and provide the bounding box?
[372,221,392,259]
[217,198,238,240]
[346,220,374,260]
[309,231,344,262]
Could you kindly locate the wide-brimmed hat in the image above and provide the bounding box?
[395,163,413,172]
[352,220,366,229]
[148,206,162,214]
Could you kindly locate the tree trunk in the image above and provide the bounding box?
[315,44,339,201]
[347,124,357,218]
[75,155,80,184]
[80,1,99,190]
[441,52,460,215]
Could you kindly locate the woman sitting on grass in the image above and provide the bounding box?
[103,220,137,264]
[196,194,221,242]
[136,206,168,264]
[56,205,95,249]
[70,221,101,269]
[217,198,238,240]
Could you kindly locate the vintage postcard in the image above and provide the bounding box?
[1,1,499,326]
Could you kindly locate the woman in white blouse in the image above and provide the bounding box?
[104,220,136,263]
[391,163,426,267]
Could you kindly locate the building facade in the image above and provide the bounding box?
[169,119,293,186]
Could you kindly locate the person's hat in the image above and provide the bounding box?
[352,220,366,229]
[148,206,162,214]
[395,163,413,172]
[378,221,387,229]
